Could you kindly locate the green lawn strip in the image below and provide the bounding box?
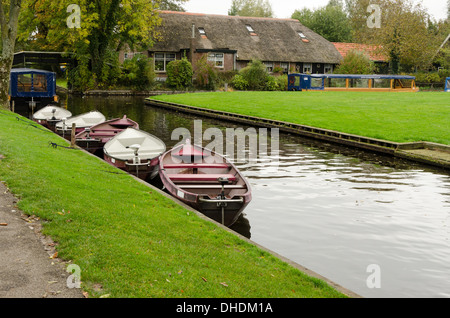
[149,91,450,145]
[56,78,68,89]
[0,111,346,298]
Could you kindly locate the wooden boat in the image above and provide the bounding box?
[103,128,166,180]
[75,115,139,155]
[158,140,252,227]
[55,111,106,140]
[32,105,72,132]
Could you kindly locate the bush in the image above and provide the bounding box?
[120,55,155,90]
[166,56,193,90]
[231,61,289,91]
[231,74,249,90]
[239,59,269,90]
[265,76,279,91]
[413,72,444,84]
[274,74,288,91]
[194,55,218,90]
[334,50,376,74]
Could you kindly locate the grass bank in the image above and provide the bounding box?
[0,110,347,298]
[150,91,450,145]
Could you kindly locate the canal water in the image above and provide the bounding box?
[61,95,449,298]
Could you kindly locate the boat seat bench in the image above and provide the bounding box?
[167,173,236,183]
[163,163,229,169]
[178,184,245,189]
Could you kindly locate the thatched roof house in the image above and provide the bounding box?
[145,11,342,77]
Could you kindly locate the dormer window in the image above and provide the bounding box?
[246,24,257,36]
[198,27,207,38]
[298,31,310,43]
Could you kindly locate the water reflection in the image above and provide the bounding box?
[61,95,450,298]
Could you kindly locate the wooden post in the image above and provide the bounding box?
[71,123,76,148]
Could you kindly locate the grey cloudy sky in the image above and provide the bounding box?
[184,0,448,21]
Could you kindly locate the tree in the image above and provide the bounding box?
[158,0,188,11]
[347,0,440,73]
[291,0,353,42]
[448,0,450,21]
[228,0,274,18]
[0,0,22,109]
[18,0,162,90]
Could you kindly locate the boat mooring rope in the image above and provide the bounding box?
[48,141,77,150]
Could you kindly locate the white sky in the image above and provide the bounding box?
[184,0,448,21]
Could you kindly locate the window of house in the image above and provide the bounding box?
[155,53,176,72]
[324,64,333,74]
[303,63,312,73]
[198,27,208,39]
[124,52,142,60]
[264,62,274,73]
[280,62,289,73]
[246,24,257,36]
[207,53,224,68]
[298,31,310,43]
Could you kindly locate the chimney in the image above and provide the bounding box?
[189,23,195,63]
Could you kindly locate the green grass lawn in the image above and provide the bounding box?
[56,78,68,89]
[150,91,450,145]
[0,110,347,298]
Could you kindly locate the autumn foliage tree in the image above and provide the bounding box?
[346,0,439,73]
[18,0,162,90]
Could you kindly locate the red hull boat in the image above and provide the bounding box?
[32,105,72,132]
[75,115,139,154]
[103,128,166,181]
[55,111,106,140]
[159,140,252,227]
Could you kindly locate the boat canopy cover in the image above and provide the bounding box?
[104,128,166,160]
[445,77,450,92]
[55,111,106,130]
[32,105,72,120]
[9,68,57,98]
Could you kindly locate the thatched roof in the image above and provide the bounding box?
[151,11,342,64]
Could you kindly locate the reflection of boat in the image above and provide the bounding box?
[159,140,252,227]
[75,115,138,154]
[55,111,106,140]
[32,105,72,132]
[103,128,166,180]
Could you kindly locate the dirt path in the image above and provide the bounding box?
[0,181,84,298]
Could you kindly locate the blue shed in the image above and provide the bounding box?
[445,77,450,92]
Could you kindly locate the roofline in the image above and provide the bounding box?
[157,10,298,22]
[14,51,75,55]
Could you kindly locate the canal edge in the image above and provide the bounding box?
[76,143,362,298]
[144,98,450,171]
